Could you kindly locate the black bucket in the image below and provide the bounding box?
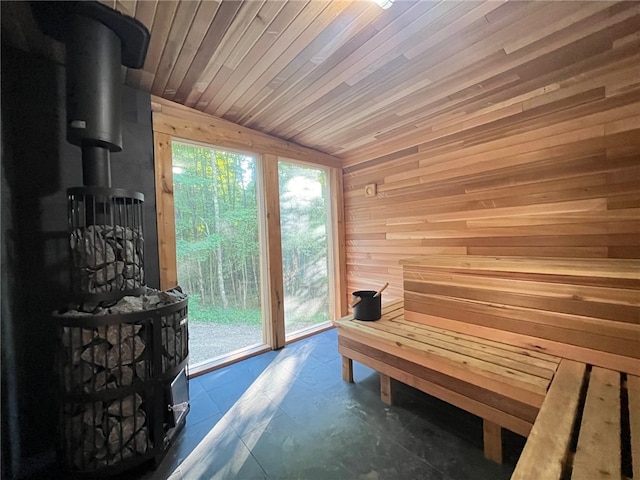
[352,290,381,321]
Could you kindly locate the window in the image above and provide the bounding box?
[172,142,264,366]
[278,161,331,336]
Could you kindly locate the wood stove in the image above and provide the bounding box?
[32,2,190,476]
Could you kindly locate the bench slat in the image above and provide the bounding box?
[385,318,559,376]
[405,310,640,376]
[339,322,549,404]
[627,374,640,480]
[391,318,561,367]
[403,285,640,340]
[406,293,640,353]
[572,367,621,480]
[359,317,557,380]
[511,359,586,480]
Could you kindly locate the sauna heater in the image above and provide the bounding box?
[32,2,190,476]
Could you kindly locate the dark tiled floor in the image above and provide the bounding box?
[132,328,524,480]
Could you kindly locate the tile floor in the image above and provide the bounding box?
[130,328,524,480]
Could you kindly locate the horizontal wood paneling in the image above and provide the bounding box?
[342,30,640,298]
[401,256,640,375]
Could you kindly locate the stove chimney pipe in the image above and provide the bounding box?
[67,13,122,186]
[31,1,150,187]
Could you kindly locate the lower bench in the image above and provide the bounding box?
[512,359,639,480]
[334,299,562,463]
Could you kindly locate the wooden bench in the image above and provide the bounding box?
[512,359,639,480]
[334,306,640,476]
[334,299,562,463]
[336,255,639,473]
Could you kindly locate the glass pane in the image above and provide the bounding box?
[278,161,330,334]
[172,142,264,366]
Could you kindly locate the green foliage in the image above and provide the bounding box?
[172,142,330,332]
[173,141,260,310]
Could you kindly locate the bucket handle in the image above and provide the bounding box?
[349,282,389,308]
[373,282,389,298]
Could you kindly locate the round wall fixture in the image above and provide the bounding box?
[365,184,377,197]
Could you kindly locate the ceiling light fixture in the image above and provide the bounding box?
[372,0,394,9]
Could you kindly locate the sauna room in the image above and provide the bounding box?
[1,1,638,479]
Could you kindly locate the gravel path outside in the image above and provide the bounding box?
[188,321,263,365]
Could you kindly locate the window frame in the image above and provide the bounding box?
[152,100,346,374]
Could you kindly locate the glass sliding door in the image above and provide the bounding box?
[278,161,331,336]
[172,141,264,366]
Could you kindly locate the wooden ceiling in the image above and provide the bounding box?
[2,1,639,166]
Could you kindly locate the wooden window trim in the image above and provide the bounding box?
[151,96,345,353]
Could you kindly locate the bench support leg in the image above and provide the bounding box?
[342,356,354,383]
[483,420,503,464]
[380,374,393,405]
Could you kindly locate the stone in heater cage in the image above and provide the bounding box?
[161,310,188,373]
[58,323,149,394]
[68,187,145,302]
[55,296,188,474]
[61,394,151,471]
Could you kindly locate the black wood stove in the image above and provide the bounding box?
[32,2,190,476]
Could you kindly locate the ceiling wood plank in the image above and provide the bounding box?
[124,0,158,89]
[282,1,510,146]
[139,1,179,91]
[223,1,288,71]
[179,1,264,106]
[249,1,439,133]
[114,0,136,18]
[201,1,312,115]
[161,0,221,101]
[4,0,639,167]
[174,0,243,105]
[150,0,201,97]
[198,0,302,113]
[235,1,380,127]
[229,1,375,125]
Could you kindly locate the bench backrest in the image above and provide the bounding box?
[401,255,640,375]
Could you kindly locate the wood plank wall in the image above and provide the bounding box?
[342,34,640,302]
[401,255,640,375]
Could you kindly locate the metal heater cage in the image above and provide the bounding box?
[56,299,189,476]
[68,186,145,304]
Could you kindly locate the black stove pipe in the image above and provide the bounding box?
[31,1,150,187]
[81,145,112,187]
[67,13,121,187]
